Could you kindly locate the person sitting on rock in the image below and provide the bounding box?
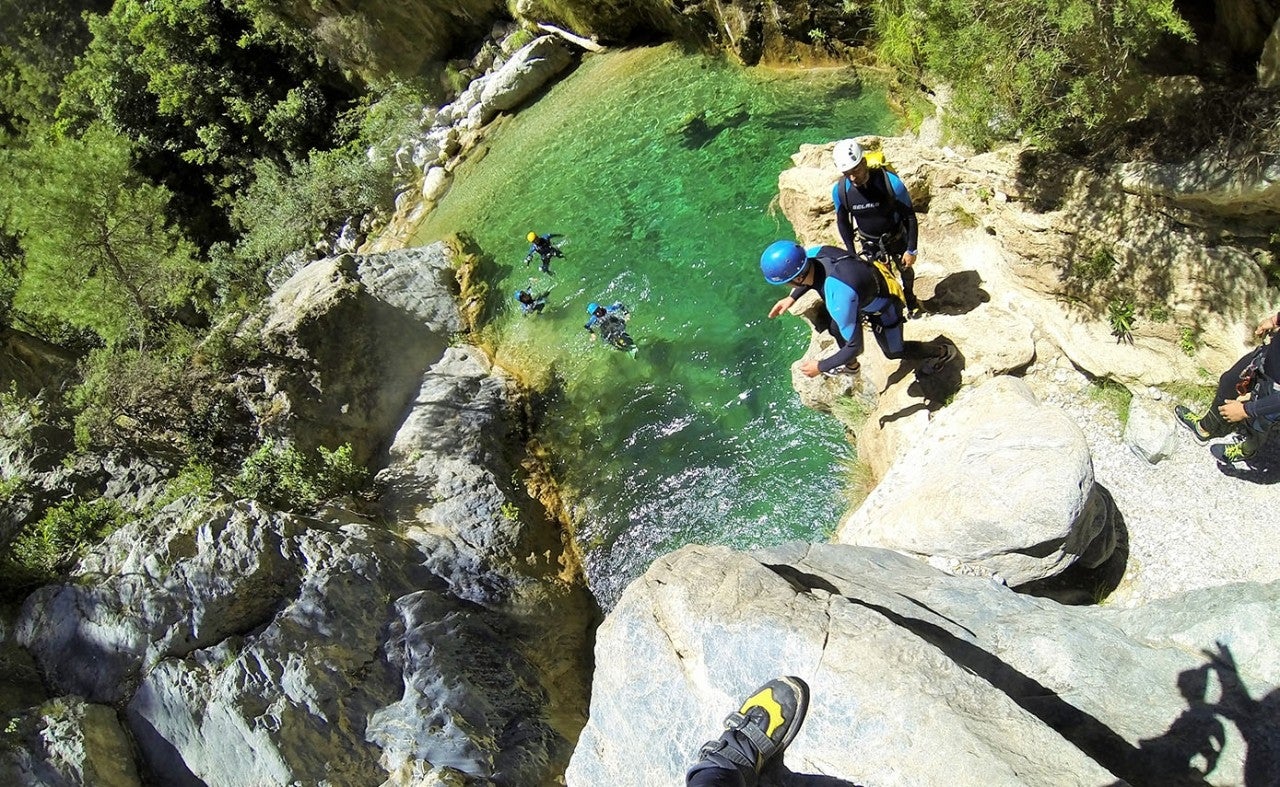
[1174,310,1280,464]
[514,288,550,316]
[761,239,955,378]
[685,676,809,787]
[523,231,564,274]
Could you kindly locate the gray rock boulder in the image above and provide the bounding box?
[256,245,463,464]
[836,376,1115,585]
[568,542,1279,786]
[1125,395,1179,464]
[0,697,141,787]
[17,500,568,786]
[478,36,575,124]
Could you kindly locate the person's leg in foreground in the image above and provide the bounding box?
[685,676,809,787]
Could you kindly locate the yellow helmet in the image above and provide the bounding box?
[527,232,537,243]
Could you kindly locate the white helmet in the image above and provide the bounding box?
[833,139,864,172]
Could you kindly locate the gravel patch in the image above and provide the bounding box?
[1023,364,1278,608]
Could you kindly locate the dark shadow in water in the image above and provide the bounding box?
[922,270,990,316]
[677,103,750,148]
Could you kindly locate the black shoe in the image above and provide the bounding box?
[694,676,809,777]
[821,361,860,378]
[1211,441,1255,464]
[1173,405,1211,444]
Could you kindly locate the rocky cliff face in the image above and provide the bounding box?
[568,542,1280,785]
[3,243,595,785]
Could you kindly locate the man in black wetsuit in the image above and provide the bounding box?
[524,232,564,273]
[1174,310,1280,464]
[831,139,923,316]
[761,240,954,377]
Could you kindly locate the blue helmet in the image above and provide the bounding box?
[587,302,600,315]
[760,240,809,285]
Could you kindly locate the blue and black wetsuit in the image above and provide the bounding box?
[790,246,931,373]
[525,234,564,272]
[833,169,919,308]
[584,303,628,334]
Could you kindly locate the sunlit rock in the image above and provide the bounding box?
[569,542,1279,786]
[836,376,1115,586]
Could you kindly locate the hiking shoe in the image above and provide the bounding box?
[695,676,810,775]
[822,361,860,378]
[919,343,957,376]
[1174,405,1211,444]
[1211,442,1255,465]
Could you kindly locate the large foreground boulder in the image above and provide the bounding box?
[568,543,1280,786]
[837,376,1116,586]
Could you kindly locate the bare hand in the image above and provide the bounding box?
[800,359,821,378]
[1256,313,1279,336]
[1219,399,1248,423]
[769,297,796,319]
[902,251,917,268]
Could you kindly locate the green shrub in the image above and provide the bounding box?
[1178,326,1198,356]
[1107,298,1136,341]
[871,0,1192,150]
[1088,378,1133,426]
[148,460,216,514]
[1074,247,1117,283]
[3,498,125,591]
[231,439,367,512]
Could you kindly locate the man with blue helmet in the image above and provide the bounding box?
[584,301,629,335]
[762,240,954,378]
[832,139,923,316]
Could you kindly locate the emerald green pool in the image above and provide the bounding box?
[413,45,896,605]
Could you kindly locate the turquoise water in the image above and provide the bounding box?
[414,45,896,605]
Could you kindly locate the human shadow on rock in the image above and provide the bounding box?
[922,270,989,316]
[1129,642,1280,786]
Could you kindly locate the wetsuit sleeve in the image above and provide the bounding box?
[817,277,863,373]
[886,172,919,252]
[1245,338,1280,421]
[833,181,858,252]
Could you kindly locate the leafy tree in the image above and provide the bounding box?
[0,0,107,135]
[5,124,203,347]
[871,0,1193,150]
[57,0,356,202]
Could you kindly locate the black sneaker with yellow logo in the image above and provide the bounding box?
[687,676,810,785]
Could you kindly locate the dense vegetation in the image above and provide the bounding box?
[870,0,1194,150]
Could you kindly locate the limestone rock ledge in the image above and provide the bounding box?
[568,542,1280,786]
